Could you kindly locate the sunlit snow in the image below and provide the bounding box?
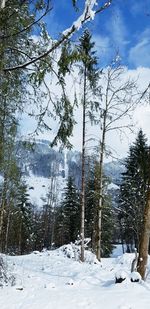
[1,245,150,308]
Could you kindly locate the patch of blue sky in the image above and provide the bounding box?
[40,0,150,69]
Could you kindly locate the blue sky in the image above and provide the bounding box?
[22,1,150,157]
[43,0,150,69]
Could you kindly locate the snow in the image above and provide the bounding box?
[130,271,141,282]
[107,182,120,190]
[25,172,66,208]
[25,174,51,208]
[63,0,97,36]
[111,244,124,258]
[0,175,4,183]
[115,270,127,280]
[0,0,6,9]
[1,245,150,308]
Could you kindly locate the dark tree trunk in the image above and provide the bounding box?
[137,189,150,280]
[81,67,86,262]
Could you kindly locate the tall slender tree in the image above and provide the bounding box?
[77,30,99,261]
[96,60,138,261]
[85,157,114,256]
[119,130,149,252]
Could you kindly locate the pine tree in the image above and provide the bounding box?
[101,192,114,257]
[0,2,112,149]
[0,121,21,252]
[60,176,80,245]
[119,130,149,251]
[77,29,99,261]
[15,182,33,254]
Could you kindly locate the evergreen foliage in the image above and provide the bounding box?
[0,1,78,149]
[118,130,149,251]
[15,182,33,254]
[55,177,80,246]
[77,29,100,261]
[85,158,114,257]
[77,29,100,100]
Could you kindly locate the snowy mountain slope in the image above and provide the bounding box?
[1,246,150,309]
[17,140,123,208]
[25,173,66,208]
[0,139,123,209]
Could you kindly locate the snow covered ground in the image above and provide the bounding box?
[25,173,67,209]
[1,245,150,309]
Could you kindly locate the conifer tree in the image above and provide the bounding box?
[119,130,149,251]
[61,176,80,245]
[77,29,99,261]
[0,121,21,251]
[0,1,112,149]
[15,182,33,254]
[85,165,96,250]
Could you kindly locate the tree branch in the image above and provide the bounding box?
[0,0,52,40]
[4,0,112,72]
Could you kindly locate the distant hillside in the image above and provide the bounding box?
[104,160,125,185]
[15,139,125,208]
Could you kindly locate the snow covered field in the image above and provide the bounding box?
[1,245,150,309]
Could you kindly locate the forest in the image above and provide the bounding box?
[0,1,150,307]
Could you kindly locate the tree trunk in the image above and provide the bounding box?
[97,110,107,261]
[18,220,22,255]
[97,142,104,261]
[0,200,5,250]
[81,67,86,262]
[0,176,7,251]
[137,189,150,280]
[5,205,11,253]
[50,175,57,249]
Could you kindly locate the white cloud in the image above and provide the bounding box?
[21,66,150,160]
[93,34,111,64]
[93,34,110,54]
[105,8,129,56]
[129,28,150,67]
[71,66,150,159]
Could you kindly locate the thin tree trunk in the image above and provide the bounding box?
[0,200,5,251]
[50,174,57,249]
[97,107,107,261]
[81,67,87,262]
[0,176,7,251]
[137,189,150,280]
[97,132,105,260]
[5,205,11,253]
[18,221,22,255]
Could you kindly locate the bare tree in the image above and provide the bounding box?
[140,82,150,104]
[96,60,139,261]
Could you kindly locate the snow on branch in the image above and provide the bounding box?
[63,0,97,35]
[4,0,112,72]
[0,0,6,9]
